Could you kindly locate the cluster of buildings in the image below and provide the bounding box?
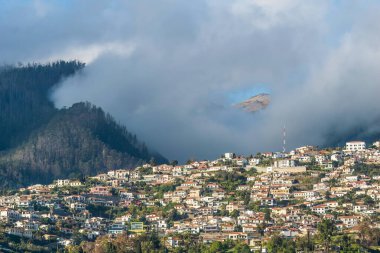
[0,141,380,251]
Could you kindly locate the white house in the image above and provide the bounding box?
[224,153,235,160]
[273,159,295,168]
[345,141,366,152]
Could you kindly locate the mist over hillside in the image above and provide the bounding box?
[0,62,167,188]
[1,1,380,166]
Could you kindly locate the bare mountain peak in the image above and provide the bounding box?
[234,93,270,113]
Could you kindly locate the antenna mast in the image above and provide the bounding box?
[283,125,286,153]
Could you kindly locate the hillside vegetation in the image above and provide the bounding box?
[0,61,83,150]
[0,62,167,188]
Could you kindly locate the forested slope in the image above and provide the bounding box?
[0,62,167,188]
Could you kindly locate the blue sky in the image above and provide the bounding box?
[228,85,271,104]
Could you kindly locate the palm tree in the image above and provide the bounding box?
[317,219,336,253]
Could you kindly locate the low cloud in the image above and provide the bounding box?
[2,1,380,161]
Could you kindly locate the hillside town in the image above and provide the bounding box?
[1,140,380,252]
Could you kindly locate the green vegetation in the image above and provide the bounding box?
[150,180,183,198]
[263,220,369,253]
[292,173,320,191]
[87,204,127,219]
[0,233,51,252]
[139,166,153,175]
[317,219,336,252]
[258,158,273,166]
[207,171,246,192]
[0,61,84,151]
[65,234,251,253]
[0,62,167,188]
[266,234,296,253]
[353,163,380,177]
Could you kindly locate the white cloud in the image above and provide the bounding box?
[33,0,50,18]
[230,0,326,29]
[37,42,136,64]
[2,0,380,161]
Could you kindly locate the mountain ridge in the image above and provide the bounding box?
[0,62,167,188]
[234,93,270,113]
